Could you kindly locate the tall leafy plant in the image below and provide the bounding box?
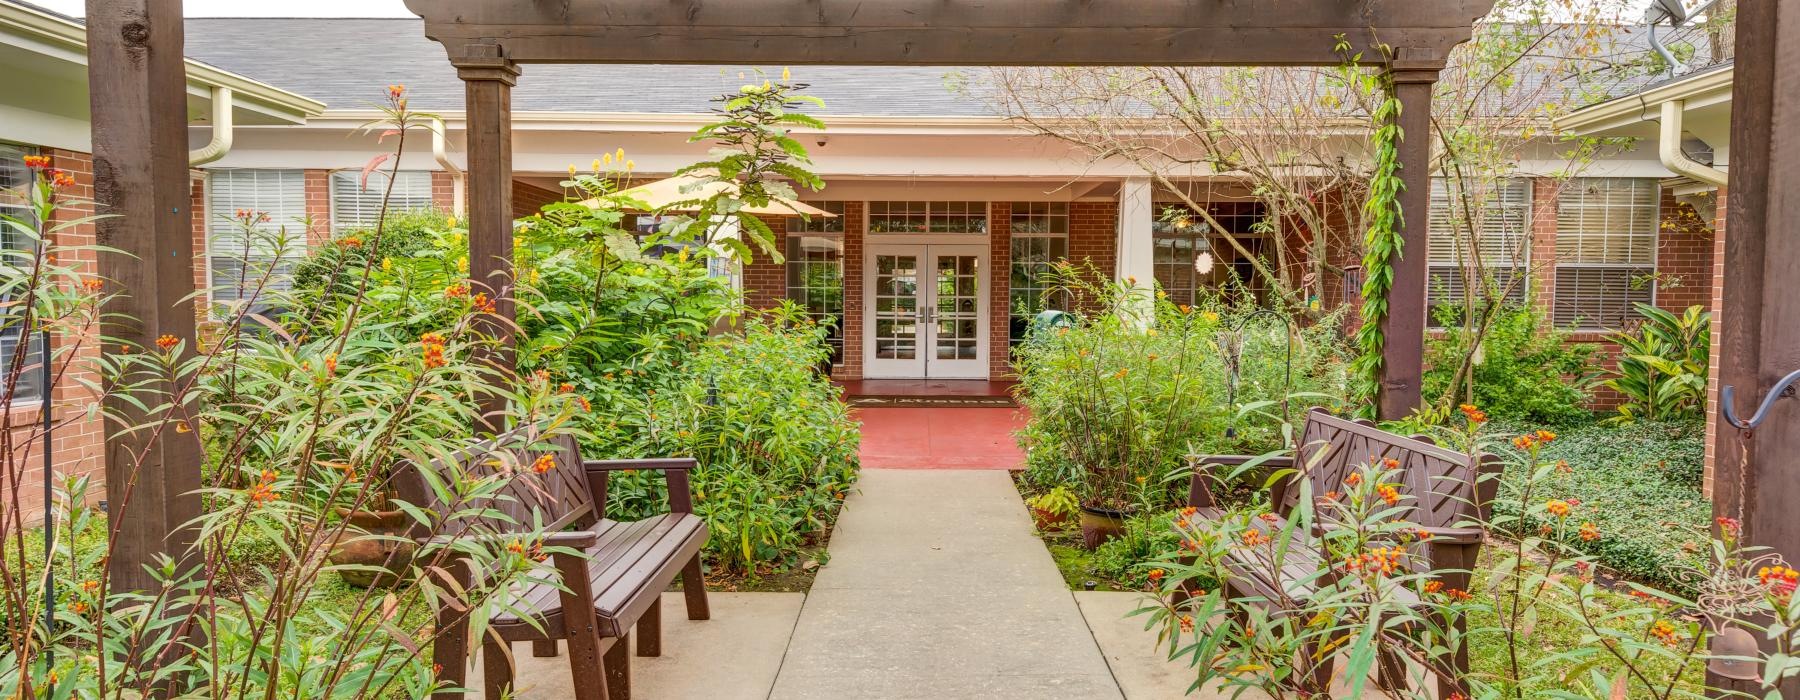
[1602,303,1710,423]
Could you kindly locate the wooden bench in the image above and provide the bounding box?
[398,429,710,700]
[1185,407,1500,696]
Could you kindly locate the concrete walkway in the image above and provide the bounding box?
[769,469,1124,699]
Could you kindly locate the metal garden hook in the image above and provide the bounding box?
[1720,369,1800,430]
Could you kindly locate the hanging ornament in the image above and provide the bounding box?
[1195,252,1215,275]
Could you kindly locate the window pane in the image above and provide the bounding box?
[785,235,844,362]
[1151,201,1265,306]
[0,144,45,404]
[785,201,846,234]
[1553,266,1653,329]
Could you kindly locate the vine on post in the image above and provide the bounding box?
[1349,45,1405,417]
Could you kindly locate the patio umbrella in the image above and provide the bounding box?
[578,173,837,219]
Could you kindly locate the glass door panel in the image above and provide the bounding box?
[864,244,988,379]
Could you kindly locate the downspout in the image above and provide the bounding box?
[188,86,234,166]
[1658,99,1729,188]
[431,118,466,216]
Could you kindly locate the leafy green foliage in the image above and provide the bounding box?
[1424,303,1599,425]
[1490,419,1708,592]
[1013,265,1350,510]
[585,306,859,576]
[1602,303,1710,424]
[1349,57,1404,417]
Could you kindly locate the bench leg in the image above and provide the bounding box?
[431,560,472,700]
[604,632,632,700]
[681,553,710,620]
[1300,637,1335,695]
[1435,614,1471,700]
[638,597,662,657]
[482,638,512,700]
[533,639,558,658]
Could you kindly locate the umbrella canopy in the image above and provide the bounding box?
[578,173,836,219]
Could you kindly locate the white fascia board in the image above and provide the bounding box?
[1557,65,1735,137]
[0,1,325,124]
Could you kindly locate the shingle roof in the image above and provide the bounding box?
[182,18,984,116]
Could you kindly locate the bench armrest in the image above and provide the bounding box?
[1416,526,1485,545]
[583,458,699,515]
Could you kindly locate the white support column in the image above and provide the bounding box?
[1116,177,1156,324]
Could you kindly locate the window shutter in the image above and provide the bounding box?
[330,170,435,233]
[207,169,307,301]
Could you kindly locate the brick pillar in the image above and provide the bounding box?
[835,201,866,381]
[1704,186,1728,498]
[989,202,1013,379]
[304,169,332,246]
[1528,177,1560,317]
[1653,189,1718,313]
[1068,200,1120,311]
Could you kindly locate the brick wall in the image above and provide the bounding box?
[1653,190,1718,313]
[741,215,788,311]
[5,149,107,524]
[430,171,458,214]
[1069,200,1120,305]
[511,181,561,219]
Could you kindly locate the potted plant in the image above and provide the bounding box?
[1024,485,1079,530]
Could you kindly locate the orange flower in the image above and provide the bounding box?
[1322,490,1342,501]
[155,334,179,351]
[71,601,89,614]
[1650,619,1680,647]
[531,453,556,474]
[1716,516,1742,535]
[1344,546,1407,577]
[1382,457,1400,471]
[1535,429,1557,444]
[575,396,592,412]
[471,292,498,314]
[1457,403,1488,424]
[1239,530,1270,547]
[81,579,99,592]
[22,155,51,170]
[1758,566,1799,599]
[1445,588,1473,601]
[1344,473,1362,487]
[1512,434,1536,450]
[387,84,407,100]
[1179,506,1198,518]
[506,539,526,554]
[1147,569,1165,583]
[444,284,468,300]
[1424,580,1444,594]
[82,278,104,292]
[338,236,363,249]
[324,353,338,375]
[421,332,447,369]
[1545,499,1572,518]
[1578,522,1601,541]
[1555,459,1573,474]
[1178,614,1195,633]
[559,382,575,393]
[1377,484,1401,505]
[248,481,279,505]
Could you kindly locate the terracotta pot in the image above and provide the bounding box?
[1079,504,1135,550]
[1031,507,1070,531]
[326,507,417,588]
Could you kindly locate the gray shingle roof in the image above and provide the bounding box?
[182,18,984,116]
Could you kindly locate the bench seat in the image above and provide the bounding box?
[493,514,708,640]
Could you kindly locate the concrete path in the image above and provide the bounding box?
[769,469,1123,699]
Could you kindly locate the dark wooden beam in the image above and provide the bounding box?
[1710,0,1798,694]
[1378,50,1444,421]
[85,0,204,594]
[459,47,519,429]
[403,0,1494,67]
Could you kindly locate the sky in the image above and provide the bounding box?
[34,0,1666,19]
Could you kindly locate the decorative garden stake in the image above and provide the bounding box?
[1220,309,1295,440]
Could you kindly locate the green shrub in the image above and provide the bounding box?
[1090,510,1183,588]
[1489,419,1708,592]
[289,209,453,300]
[1424,303,1599,425]
[1601,303,1710,424]
[1013,267,1351,510]
[588,306,860,575]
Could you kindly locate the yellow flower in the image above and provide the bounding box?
[1202,311,1220,322]
[381,257,393,272]
[603,153,613,165]
[782,66,792,81]
[615,148,625,162]
[592,158,602,172]
[625,159,636,171]
[567,164,577,176]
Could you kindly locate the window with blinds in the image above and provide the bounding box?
[1554,178,1658,329]
[1427,177,1532,323]
[207,169,307,303]
[1,143,44,403]
[330,170,435,233]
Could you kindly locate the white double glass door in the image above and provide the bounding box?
[864,244,988,379]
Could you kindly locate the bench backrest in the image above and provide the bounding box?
[395,429,599,540]
[1278,407,1500,530]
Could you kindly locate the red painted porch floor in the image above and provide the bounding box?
[852,406,1029,470]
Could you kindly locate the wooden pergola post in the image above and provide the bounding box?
[1379,50,1445,421]
[1709,0,1799,694]
[84,0,204,595]
[455,45,520,427]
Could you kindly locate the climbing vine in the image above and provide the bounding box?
[1348,46,1406,417]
